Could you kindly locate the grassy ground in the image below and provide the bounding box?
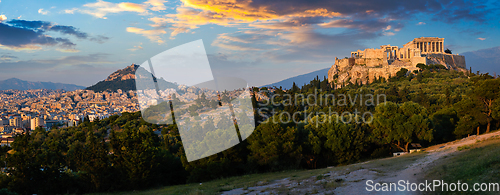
[424,136,500,194]
[90,152,426,195]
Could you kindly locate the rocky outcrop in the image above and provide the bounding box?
[328,54,467,88]
[426,54,466,70]
[105,64,139,81]
[87,64,177,92]
[86,64,140,92]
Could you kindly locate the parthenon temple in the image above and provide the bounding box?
[349,37,445,62]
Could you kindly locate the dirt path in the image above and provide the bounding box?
[334,130,500,194]
[222,130,500,195]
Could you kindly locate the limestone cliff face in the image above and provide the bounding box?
[426,54,466,70]
[327,53,466,88]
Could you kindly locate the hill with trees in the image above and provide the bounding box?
[86,64,177,92]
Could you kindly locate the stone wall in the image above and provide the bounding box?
[411,56,427,66]
[354,58,387,67]
[364,48,386,59]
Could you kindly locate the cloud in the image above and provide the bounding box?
[64,9,77,14]
[0,23,75,51]
[383,32,395,36]
[126,27,166,43]
[65,0,168,19]
[7,19,52,30]
[0,54,17,61]
[0,15,6,22]
[433,0,494,23]
[128,42,143,51]
[143,0,494,39]
[143,7,244,40]
[477,37,486,41]
[50,25,89,38]
[417,22,426,25]
[319,19,397,32]
[0,53,112,73]
[89,35,110,43]
[0,19,109,51]
[144,0,168,11]
[211,28,378,64]
[65,0,147,19]
[56,48,81,53]
[35,53,113,65]
[38,8,49,15]
[7,19,102,40]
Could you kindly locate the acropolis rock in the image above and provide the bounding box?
[328,37,467,88]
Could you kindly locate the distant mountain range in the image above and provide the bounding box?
[86,64,177,92]
[462,46,500,75]
[261,68,330,89]
[0,78,85,91]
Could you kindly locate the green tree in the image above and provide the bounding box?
[110,125,181,189]
[247,120,302,170]
[454,98,486,137]
[431,107,458,143]
[67,132,111,191]
[396,68,408,79]
[371,102,433,152]
[305,115,366,165]
[416,63,427,70]
[473,79,500,132]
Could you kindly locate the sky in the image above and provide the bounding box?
[0,0,499,87]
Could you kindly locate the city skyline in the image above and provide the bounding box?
[0,0,499,87]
